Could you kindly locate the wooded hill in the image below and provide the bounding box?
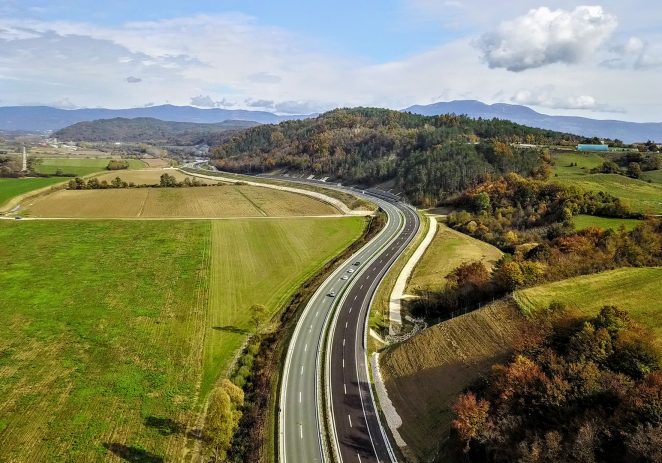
[54,117,260,145]
[210,108,589,205]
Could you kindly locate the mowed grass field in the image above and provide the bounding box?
[36,158,145,176]
[0,216,364,461]
[406,222,502,294]
[24,184,339,218]
[514,267,662,350]
[0,177,66,208]
[572,214,642,231]
[552,151,604,177]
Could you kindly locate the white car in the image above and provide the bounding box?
[341,275,349,280]
[347,268,355,273]
[328,291,337,297]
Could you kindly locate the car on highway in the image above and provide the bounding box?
[347,268,355,273]
[353,261,361,266]
[328,291,336,297]
[340,275,349,280]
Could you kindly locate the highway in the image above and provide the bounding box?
[278,179,419,463]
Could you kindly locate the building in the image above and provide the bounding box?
[577,144,609,152]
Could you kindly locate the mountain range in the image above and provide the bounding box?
[405,100,662,144]
[0,104,311,133]
[1,101,661,143]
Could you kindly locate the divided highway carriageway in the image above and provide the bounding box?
[279,182,419,463]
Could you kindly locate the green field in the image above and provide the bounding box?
[514,267,662,348]
[0,177,66,208]
[0,216,364,461]
[36,158,145,176]
[407,222,502,294]
[555,174,662,214]
[642,169,662,183]
[551,151,662,214]
[552,151,605,177]
[572,214,643,231]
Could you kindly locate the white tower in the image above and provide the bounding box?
[21,146,27,172]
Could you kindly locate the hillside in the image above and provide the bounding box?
[406,100,662,143]
[210,107,584,204]
[380,299,526,462]
[54,117,260,144]
[0,105,313,132]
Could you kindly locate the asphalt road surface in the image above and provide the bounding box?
[278,179,419,463]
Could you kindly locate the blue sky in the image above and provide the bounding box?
[9,0,466,61]
[1,1,662,121]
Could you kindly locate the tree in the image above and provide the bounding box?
[452,392,490,452]
[159,173,178,187]
[205,379,244,462]
[249,304,267,333]
[627,162,642,179]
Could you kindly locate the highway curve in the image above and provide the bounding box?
[279,182,419,463]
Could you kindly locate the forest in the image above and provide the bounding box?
[452,305,661,463]
[210,108,587,204]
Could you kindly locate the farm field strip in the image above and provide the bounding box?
[36,158,145,177]
[0,216,365,461]
[23,184,340,218]
[0,177,66,208]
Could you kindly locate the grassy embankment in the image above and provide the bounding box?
[551,151,662,214]
[0,215,364,460]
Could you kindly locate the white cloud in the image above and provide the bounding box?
[125,76,142,83]
[477,6,617,72]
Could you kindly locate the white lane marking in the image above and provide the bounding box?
[348,414,352,427]
[344,383,347,394]
[357,454,362,463]
[360,284,364,289]
[343,338,345,346]
[349,307,352,314]
[345,321,348,328]
[304,343,307,352]
[299,391,302,403]
[354,295,357,301]
[309,324,312,331]
[343,358,345,368]
[300,365,303,375]
[299,424,303,439]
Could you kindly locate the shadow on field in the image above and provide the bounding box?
[212,325,249,334]
[144,416,184,436]
[144,416,205,441]
[103,443,163,463]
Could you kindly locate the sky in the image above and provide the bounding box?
[1,0,661,121]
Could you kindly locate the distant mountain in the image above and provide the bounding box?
[0,105,313,132]
[54,117,260,145]
[405,100,662,144]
